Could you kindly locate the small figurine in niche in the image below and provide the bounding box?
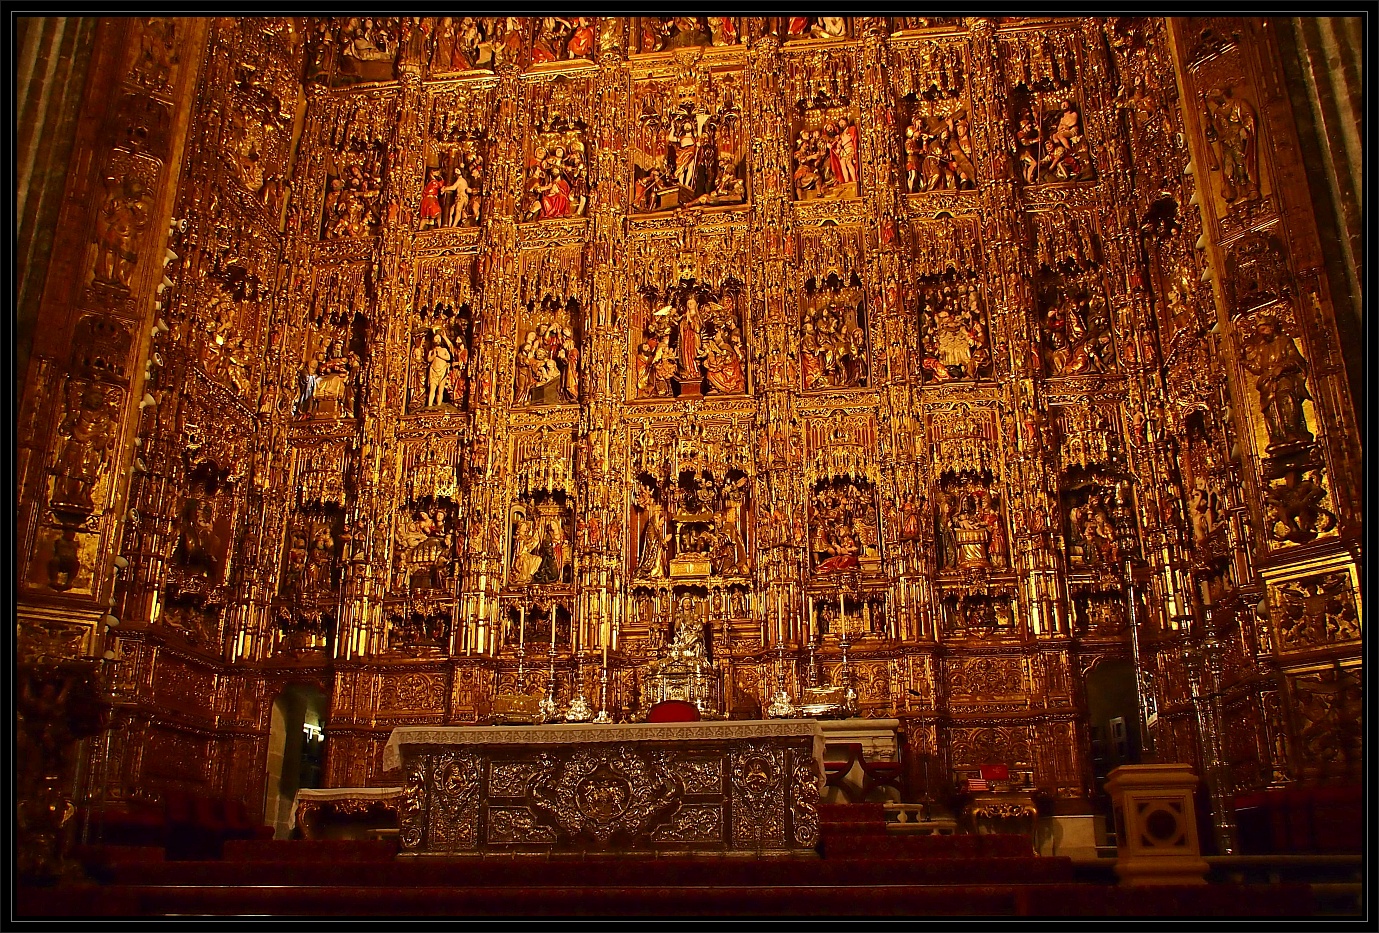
[419,168,445,229]
[1014,107,1042,184]
[425,328,456,407]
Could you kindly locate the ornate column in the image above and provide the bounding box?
[461,60,525,669]
[745,31,807,684]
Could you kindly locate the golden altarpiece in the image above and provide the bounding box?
[15,16,1362,870]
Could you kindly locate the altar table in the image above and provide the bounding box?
[383,720,824,855]
[291,786,403,839]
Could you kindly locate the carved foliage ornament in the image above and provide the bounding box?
[528,745,678,844]
[1269,572,1360,651]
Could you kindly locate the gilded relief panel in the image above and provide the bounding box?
[634,17,743,54]
[406,255,479,414]
[999,27,1097,189]
[421,17,527,77]
[796,226,872,394]
[890,38,975,195]
[629,52,748,214]
[419,83,496,233]
[520,74,595,223]
[512,246,585,409]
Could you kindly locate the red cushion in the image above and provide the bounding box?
[647,700,701,723]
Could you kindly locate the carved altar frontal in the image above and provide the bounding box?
[386,721,823,855]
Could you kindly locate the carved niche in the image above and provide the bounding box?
[306,16,403,88]
[629,418,753,584]
[521,75,594,223]
[892,38,973,194]
[513,271,582,409]
[634,272,746,400]
[216,23,301,221]
[630,53,747,214]
[1001,28,1095,187]
[507,427,576,591]
[295,265,371,420]
[804,416,881,577]
[916,272,992,383]
[790,91,862,202]
[318,93,396,239]
[409,299,475,413]
[635,17,742,53]
[422,16,527,76]
[420,85,493,232]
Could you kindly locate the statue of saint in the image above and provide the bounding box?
[1240,317,1313,451]
[1204,86,1260,203]
[635,485,668,578]
[510,509,544,584]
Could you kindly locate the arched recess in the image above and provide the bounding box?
[263,682,329,839]
[1083,657,1143,837]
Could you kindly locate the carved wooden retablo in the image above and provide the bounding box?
[13,18,1361,855]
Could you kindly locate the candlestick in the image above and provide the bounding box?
[767,637,796,718]
[593,648,612,723]
[565,652,593,722]
[539,637,560,722]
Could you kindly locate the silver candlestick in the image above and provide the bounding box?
[839,627,857,716]
[593,651,612,723]
[767,638,796,718]
[807,630,821,689]
[566,651,594,722]
[539,638,560,722]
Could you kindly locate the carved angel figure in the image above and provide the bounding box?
[95,174,154,287]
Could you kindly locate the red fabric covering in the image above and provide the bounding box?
[1232,783,1361,854]
[646,700,700,723]
[979,763,1010,782]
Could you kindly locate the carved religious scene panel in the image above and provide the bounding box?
[629,56,747,214]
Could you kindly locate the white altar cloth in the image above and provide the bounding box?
[383,719,825,777]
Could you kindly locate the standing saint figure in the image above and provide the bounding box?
[832,116,859,187]
[678,293,704,386]
[636,484,669,578]
[510,509,544,584]
[425,329,455,407]
[441,166,471,227]
[1204,86,1260,203]
[1240,316,1313,450]
[419,169,444,229]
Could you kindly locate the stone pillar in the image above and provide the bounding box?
[1105,762,1209,885]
